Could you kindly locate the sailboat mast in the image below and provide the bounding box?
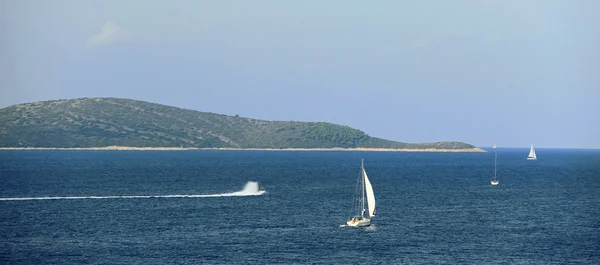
[361,159,365,218]
[494,147,497,179]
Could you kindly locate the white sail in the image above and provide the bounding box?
[528,145,537,160]
[363,168,376,218]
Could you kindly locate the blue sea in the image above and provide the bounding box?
[1,149,599,264]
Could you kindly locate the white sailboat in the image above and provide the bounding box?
[527,145,537,160]
[346,159,376,227]
[491,145,499,185]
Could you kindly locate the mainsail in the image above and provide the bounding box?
[363,168,376,218]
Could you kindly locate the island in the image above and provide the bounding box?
[0,98,484,152]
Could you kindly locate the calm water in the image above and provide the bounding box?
[1,149,599,264]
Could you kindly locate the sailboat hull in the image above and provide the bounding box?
[346,218,371,227]
[490,180,499,185]
[527,157,537,160]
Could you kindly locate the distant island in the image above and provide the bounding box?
[0,98,484,152]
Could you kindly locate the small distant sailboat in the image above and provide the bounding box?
[491,145,499,185]
[527,145,537,160]
[346,159,376,227]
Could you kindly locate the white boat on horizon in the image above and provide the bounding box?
[527,145,537,160]
[346,159,376,227]
[491,145,499,185]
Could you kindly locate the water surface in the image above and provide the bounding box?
[1,149,599,264]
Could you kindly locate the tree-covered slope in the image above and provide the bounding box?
[0,98,477,149]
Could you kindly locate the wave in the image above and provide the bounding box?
[0,181,265,201]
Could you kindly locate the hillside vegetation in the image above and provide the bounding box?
[0,98,477,149]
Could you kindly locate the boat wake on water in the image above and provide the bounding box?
[0,181,265,201]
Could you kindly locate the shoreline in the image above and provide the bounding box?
[0,146,486,153]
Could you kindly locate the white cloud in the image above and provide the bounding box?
[87,21,132,46]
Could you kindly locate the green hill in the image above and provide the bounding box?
[0,98,477,150]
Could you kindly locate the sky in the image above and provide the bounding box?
[1,0,598,148]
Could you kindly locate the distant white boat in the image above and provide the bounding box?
[345,159,376,227]
[491,145,499,185]
[527,145,537,160]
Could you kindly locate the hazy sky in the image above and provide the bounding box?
[1,0,598,148]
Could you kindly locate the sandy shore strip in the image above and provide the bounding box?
[0,146,486,152]
[204,147,486,152]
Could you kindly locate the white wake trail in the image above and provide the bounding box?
[0,181,265,201]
